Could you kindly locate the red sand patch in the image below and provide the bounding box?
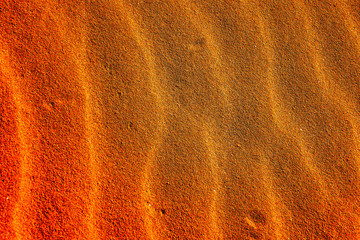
[1,0,360,239]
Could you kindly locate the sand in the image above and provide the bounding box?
[1,0,360,239]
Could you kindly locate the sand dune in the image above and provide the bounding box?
[1,0,360,239]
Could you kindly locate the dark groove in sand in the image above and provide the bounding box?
[178,1,228,238]
[338,1,360,55]
[35,2,99,238]
[330,1,360,176]
[297,0,360,194]
[257,0,331,204]
[179,0,232,113]
[122,1,168,239]
[253,4,289,238]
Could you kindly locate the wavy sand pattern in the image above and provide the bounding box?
[1,0,360,239]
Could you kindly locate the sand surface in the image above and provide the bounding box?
[1,0,360,239]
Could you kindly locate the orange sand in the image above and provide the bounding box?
[1,0,360,239]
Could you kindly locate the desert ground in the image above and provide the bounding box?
[1,0,360,239]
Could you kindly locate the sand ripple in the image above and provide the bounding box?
[1,0,360,239]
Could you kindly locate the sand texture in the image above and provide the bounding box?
[1,0,360,239]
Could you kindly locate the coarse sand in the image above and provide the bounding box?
[1,0,360,239]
